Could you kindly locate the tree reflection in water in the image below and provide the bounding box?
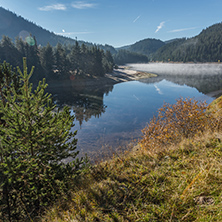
[46,80,113,126]
[140,73,222,97]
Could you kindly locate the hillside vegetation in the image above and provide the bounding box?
[116,23,222,64]
[0,36,114,82]
[128,38,165,58]
[42,97,222,222]
[0,7,77,47]
[114,39,164,65]
[152,23,222,62]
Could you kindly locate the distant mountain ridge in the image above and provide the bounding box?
[1,6,222,63]
[125,38,165,57]
[0,6,116,52]
[0,7,78,46]
[152,22,222,62]
[118,23,222,63]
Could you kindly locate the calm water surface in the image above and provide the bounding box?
[69,78,214,158]
[47,63,222,159]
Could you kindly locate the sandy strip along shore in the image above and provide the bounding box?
[105,66,157,83]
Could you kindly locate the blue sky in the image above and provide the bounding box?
[0,0,222,47]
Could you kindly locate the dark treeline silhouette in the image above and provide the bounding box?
[0,35,114,82]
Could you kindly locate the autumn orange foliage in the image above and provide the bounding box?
[140,98,218,151]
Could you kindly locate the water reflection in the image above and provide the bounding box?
[47,81,113,126]
[45,72,220,160]
[140,74,222,96]
[130,63,222,96]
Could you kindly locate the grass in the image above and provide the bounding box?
[41,98,222,222]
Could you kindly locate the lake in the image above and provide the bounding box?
[48,63,222,160]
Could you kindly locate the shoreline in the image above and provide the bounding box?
[70,66,157,87]
[104,66,157,83]
[46,66,157,89]
[47,66,157,89]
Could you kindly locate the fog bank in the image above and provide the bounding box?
[129,63,222,76]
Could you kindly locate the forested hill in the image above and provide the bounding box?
[0,6,116,53]
[152,23,222,62]
[0,7,78,46]
[127,38,165,57]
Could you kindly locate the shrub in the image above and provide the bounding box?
[139,98,217,151]
[0,58,86,221]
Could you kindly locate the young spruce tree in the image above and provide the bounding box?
[0,58,86,221]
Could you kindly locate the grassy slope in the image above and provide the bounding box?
[42,98,222,222]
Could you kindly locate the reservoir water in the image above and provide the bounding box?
[48,64,222,160]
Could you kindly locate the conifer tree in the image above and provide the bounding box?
[39,43,55,79]
[54,43,69,79]
[0,58,85,221]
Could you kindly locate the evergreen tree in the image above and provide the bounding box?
[91,46,104,76]
[80,43,89,73]
[1,35,114,80]
[68,41,81,76]
[39,43,55,79]
[15,36,44,82]
[103,50,114,73]
[0,58,86,220]
[0,36,20,66]
[54,43,69,79]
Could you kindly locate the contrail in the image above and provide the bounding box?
[133,15,141,23]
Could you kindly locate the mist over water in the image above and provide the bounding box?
[129,63,222,76]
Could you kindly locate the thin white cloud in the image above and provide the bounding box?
[155,21,165,33]
[133,15,141,23]
[168,27,197,33]
[38,4,67,11]
[71,1,96,9]
[56,31,92,36]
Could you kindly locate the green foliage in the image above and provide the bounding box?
[0,58,86,221]
[0,36,114,81]
[40,43,55,79]
[152,38,187,62]
[129,38,165,57]
[113,49,148,65]
[153,22,222,62]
